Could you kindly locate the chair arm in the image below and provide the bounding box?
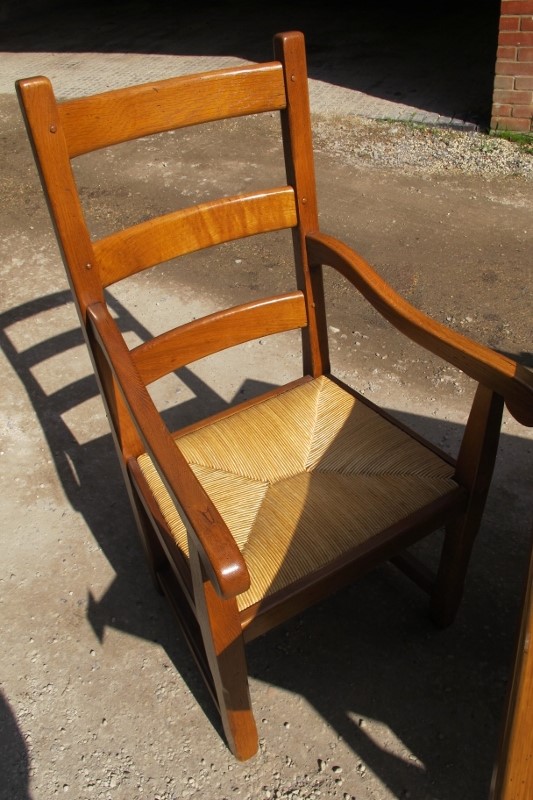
[86,302,251,599]
[306,232,533,426]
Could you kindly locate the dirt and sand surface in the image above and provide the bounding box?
[1,47,533,800]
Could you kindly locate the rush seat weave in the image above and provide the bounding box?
[138,376,457,610]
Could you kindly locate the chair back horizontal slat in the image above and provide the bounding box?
[94,187,297,287]
[59,63,287,157]
[132,292,308,385]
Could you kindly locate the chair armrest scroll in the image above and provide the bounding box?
[306,232,533,426]
[86,302,250,599]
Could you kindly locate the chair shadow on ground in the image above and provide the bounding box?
[1,0,501,128]
[0,690,31,800]
[2,288,532,799]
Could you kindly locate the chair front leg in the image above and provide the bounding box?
[188,543,258,761]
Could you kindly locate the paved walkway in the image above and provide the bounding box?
[1,1,500,130]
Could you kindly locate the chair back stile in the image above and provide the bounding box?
[273,33,329,377]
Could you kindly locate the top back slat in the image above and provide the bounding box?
[59,63,287,157]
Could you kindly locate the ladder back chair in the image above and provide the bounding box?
[17,31,533,761]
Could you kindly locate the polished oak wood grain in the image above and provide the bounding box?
[132,292,307,385]
[58,62,286,157]
[491,533,533,800]
[95,188,297,286]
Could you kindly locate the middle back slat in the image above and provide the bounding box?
[94,187,297,287]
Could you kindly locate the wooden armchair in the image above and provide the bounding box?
[17,31,533,761]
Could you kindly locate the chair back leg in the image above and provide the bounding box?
[431,384,504,626]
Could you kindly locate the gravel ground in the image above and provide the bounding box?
[313,116,533,181]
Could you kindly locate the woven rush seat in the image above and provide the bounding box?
[138,376,458,611]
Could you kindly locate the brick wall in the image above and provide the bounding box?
[491,0,533,132]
